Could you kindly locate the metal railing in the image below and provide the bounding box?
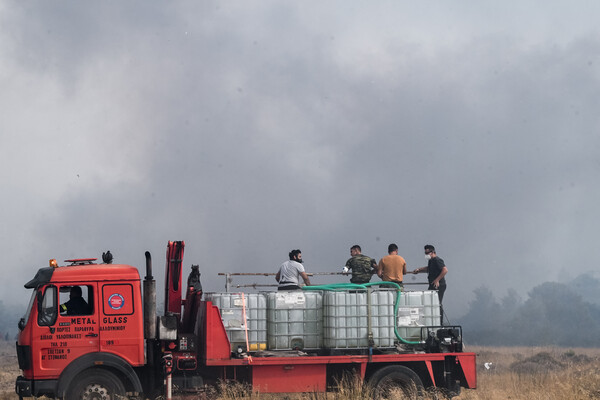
[216,272,428,292]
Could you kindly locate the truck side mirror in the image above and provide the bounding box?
[18,318,25,331]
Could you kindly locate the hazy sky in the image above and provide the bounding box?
[2,1,599,321]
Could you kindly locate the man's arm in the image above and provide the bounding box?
[376,259,383,278]
[300,272,311,286]
[275,271,281,282]
[345,259,352,270]
[412,266,428,274]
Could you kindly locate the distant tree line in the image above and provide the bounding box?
[457,273,600,347]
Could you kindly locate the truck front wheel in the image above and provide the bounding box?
[369,365,424,399]
[65,368,127,400]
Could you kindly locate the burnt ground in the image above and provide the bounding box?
[510,351,565,374]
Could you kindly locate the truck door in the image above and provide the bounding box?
[99,282,145,366]
[31,284,100,379]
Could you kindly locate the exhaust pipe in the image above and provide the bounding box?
[144,251,156,340]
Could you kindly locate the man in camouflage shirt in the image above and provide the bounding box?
[344,245,377,284]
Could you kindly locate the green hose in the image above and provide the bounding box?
[302,282,422,345]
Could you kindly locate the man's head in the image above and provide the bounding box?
[289,249,303,263]
[350,245,361,257]
[388,243,398,254]
[424,244,436,259]
[70,286,82,299]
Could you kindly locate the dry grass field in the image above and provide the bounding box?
[0,341,20,400]
[2,341,600,399]
[456,345,600,400]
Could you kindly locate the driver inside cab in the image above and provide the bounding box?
[60,286,91,315]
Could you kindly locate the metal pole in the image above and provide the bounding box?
[163,353,173,400]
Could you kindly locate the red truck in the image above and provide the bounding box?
[15,241,476,399]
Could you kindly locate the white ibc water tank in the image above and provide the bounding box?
[396,290,441,341]
[266,291,323,350]
[205,292,267,352]
[323,290,396,349]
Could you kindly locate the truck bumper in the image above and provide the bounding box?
[15,376,32,397]
[16,376,57,398]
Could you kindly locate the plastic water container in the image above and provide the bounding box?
[323,290,396,349]
[396,290,441,342]
[267,291,323,350]
[205,292,267,352]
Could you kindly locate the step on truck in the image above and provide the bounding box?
[15,241,476,399]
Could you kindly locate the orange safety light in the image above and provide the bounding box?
[49,259,58,268]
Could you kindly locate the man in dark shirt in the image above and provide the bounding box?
[412,244,448,324]
[60,286,91,315]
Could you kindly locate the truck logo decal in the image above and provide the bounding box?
[108,293,125,310]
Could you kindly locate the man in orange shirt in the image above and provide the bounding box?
[377,243,407,287]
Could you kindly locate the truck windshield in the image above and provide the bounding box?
[22,290,36,325]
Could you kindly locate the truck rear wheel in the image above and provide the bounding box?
[369,365,424,399]
[65,368,127,400]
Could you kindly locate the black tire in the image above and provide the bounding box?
[65,368,127,400]
[369,365,424,400]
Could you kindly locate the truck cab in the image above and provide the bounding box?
[16,259,145,399]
